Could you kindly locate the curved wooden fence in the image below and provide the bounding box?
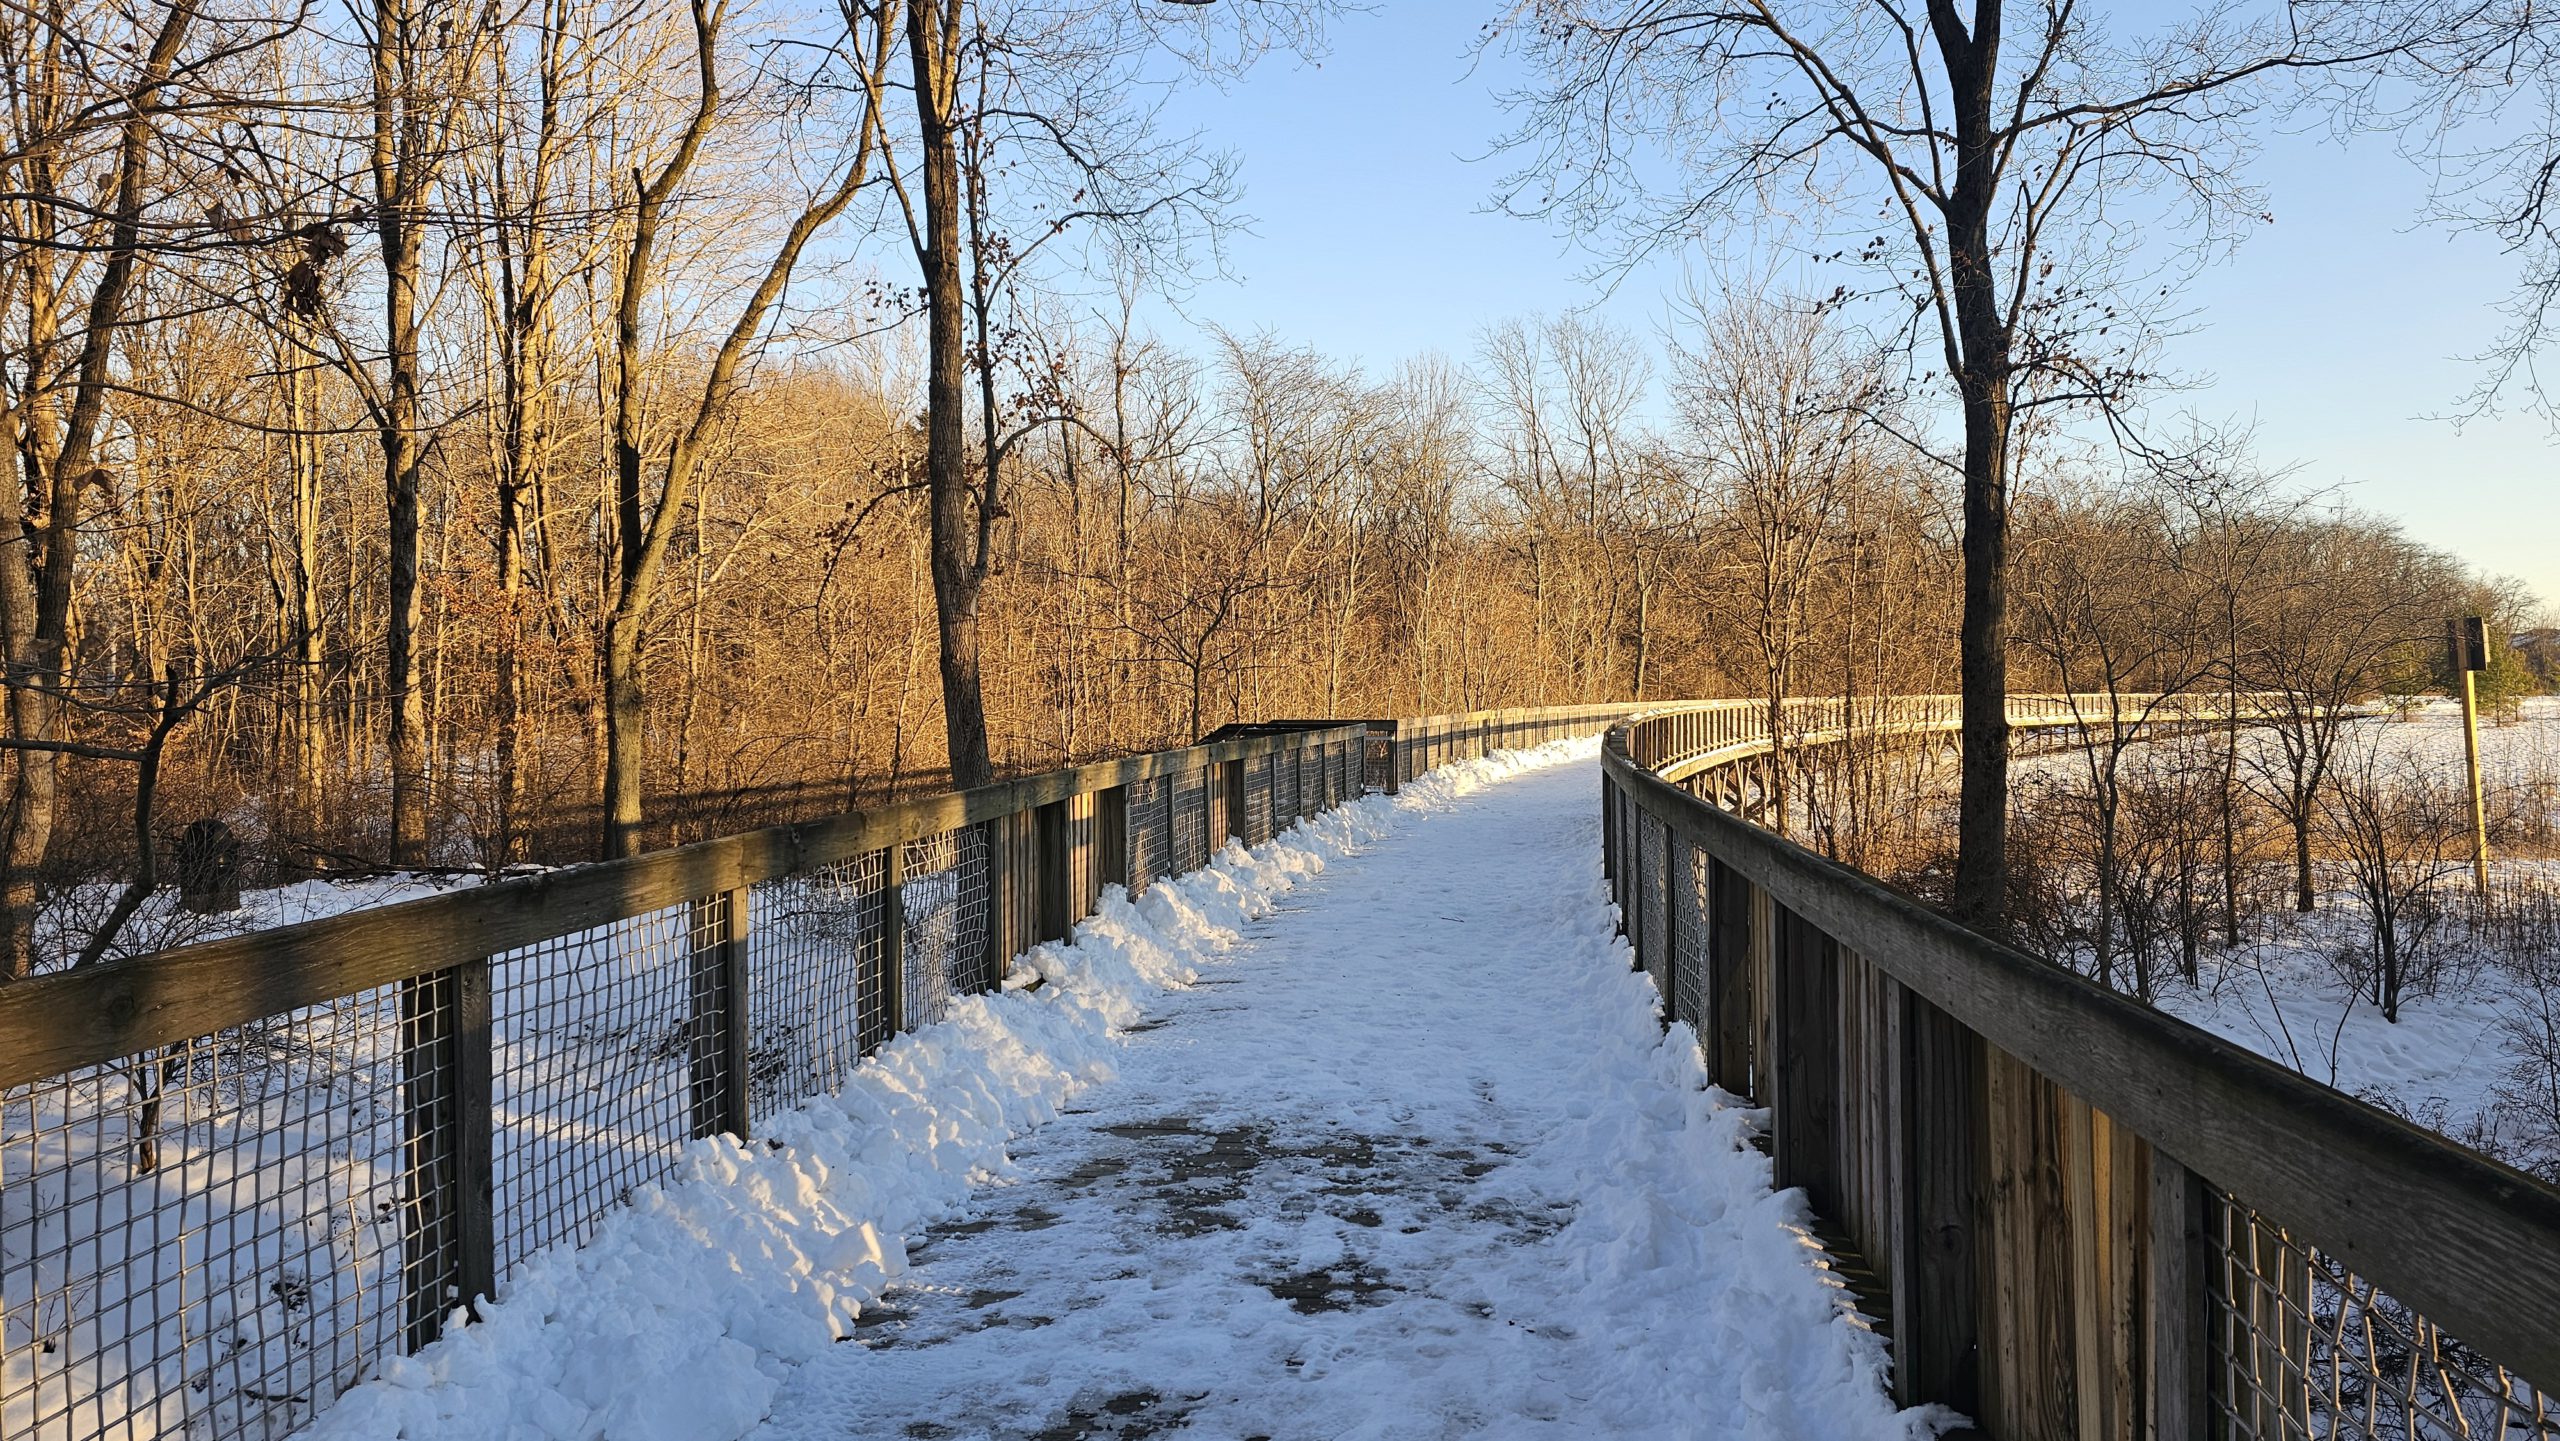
[1605,696,2560,1440]
[0,706,1624,1441]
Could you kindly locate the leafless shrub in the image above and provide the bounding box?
[2317,739,2469,1022]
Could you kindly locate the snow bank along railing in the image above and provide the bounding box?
[1604,697,2560,1440]
[0,706,1632,1441]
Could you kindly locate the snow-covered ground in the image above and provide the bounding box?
[301,741,1939,1441]
[2028,699,2560,1169]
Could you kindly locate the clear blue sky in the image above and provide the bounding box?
[1143,4,2560,613]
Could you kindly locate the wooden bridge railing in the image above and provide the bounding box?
[1604,697,2560,1440]
[0,704,1629,1441]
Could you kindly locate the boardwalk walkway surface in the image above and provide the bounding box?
[741,747,1929,1441]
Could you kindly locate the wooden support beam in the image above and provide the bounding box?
[1035,799,1070,944]
[878,844,907,1041]
[401,957,493,1351]
[1097,785,1129,898]
[688,887,751,1140]
[1708,857,1755,1097]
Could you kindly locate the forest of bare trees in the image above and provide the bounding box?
[1,0,2551,986]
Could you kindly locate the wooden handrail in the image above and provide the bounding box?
[1603,698,2560,1432]
[0,722,1375,1089]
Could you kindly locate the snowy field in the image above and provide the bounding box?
[2030,699,2560,1170]
[296,741,1940,1441]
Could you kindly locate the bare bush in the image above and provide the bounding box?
[2318,739,2470,1021]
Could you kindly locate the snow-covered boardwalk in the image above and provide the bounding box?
[312,745,1930,1441]
[744,749,1920,1441]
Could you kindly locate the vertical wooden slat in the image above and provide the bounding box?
[1770,905,1841,1216]
[2147,1154,2211,1441]
[1984,1045,2080,1439]
[1897,990,1983,1416]
[2070,1095,2107,1440]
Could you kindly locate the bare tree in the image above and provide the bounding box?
[881,0,1327,787]
[2011,479,2222,991]
[1491,0,2411,926]
[1672,289,1879,835]
[0,0,205,974]
[2242,513,2455,912]
[2320,734,2468,1022]
[595,0,891,856]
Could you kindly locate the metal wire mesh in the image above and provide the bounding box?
[2210,1193,2557,1439]
[489,905,707,1276]
[2,987,418,1441]
[1244,754,1274,846]
[1275,749,1301,829]
[1636,812,1668,1002]
[1172,766,1209,873]
[744,851,886,1119]
[898,826,992,1029]
[1125,776,1173,896]
[1672,838,1708,1034]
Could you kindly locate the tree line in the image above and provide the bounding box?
[6,0,2557,979]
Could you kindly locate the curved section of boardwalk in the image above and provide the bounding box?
[747,751,1927,1441]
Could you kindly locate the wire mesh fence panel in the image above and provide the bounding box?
[1636,812,1668,1001]
[1672,838,1708,1034]
[1125,776,1172,897]
[1244,755,1274,847]
[2,986,419,1441]
[1172,767,1209,874]
[1276,749,1300,828]
[489,906,703,1277]
[743,852,887,1120]
[2210,1193,2557,1439]
[899,827,992,1029]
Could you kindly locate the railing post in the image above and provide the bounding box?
[1707,857,1754,1096]
[401,957,494,1351]
[1097,784,1129,897]
[878,843,907,1036]
[1769,904,1842,1216]
[688,886,751,1140]
[1219,758,1244,843]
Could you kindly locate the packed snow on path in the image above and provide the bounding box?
[312,740,1941,1441]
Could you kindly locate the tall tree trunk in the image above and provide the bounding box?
[289,329,327,838]
[374,0,434,867]
[910,0,994,789]
[1941,7,2014,930]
